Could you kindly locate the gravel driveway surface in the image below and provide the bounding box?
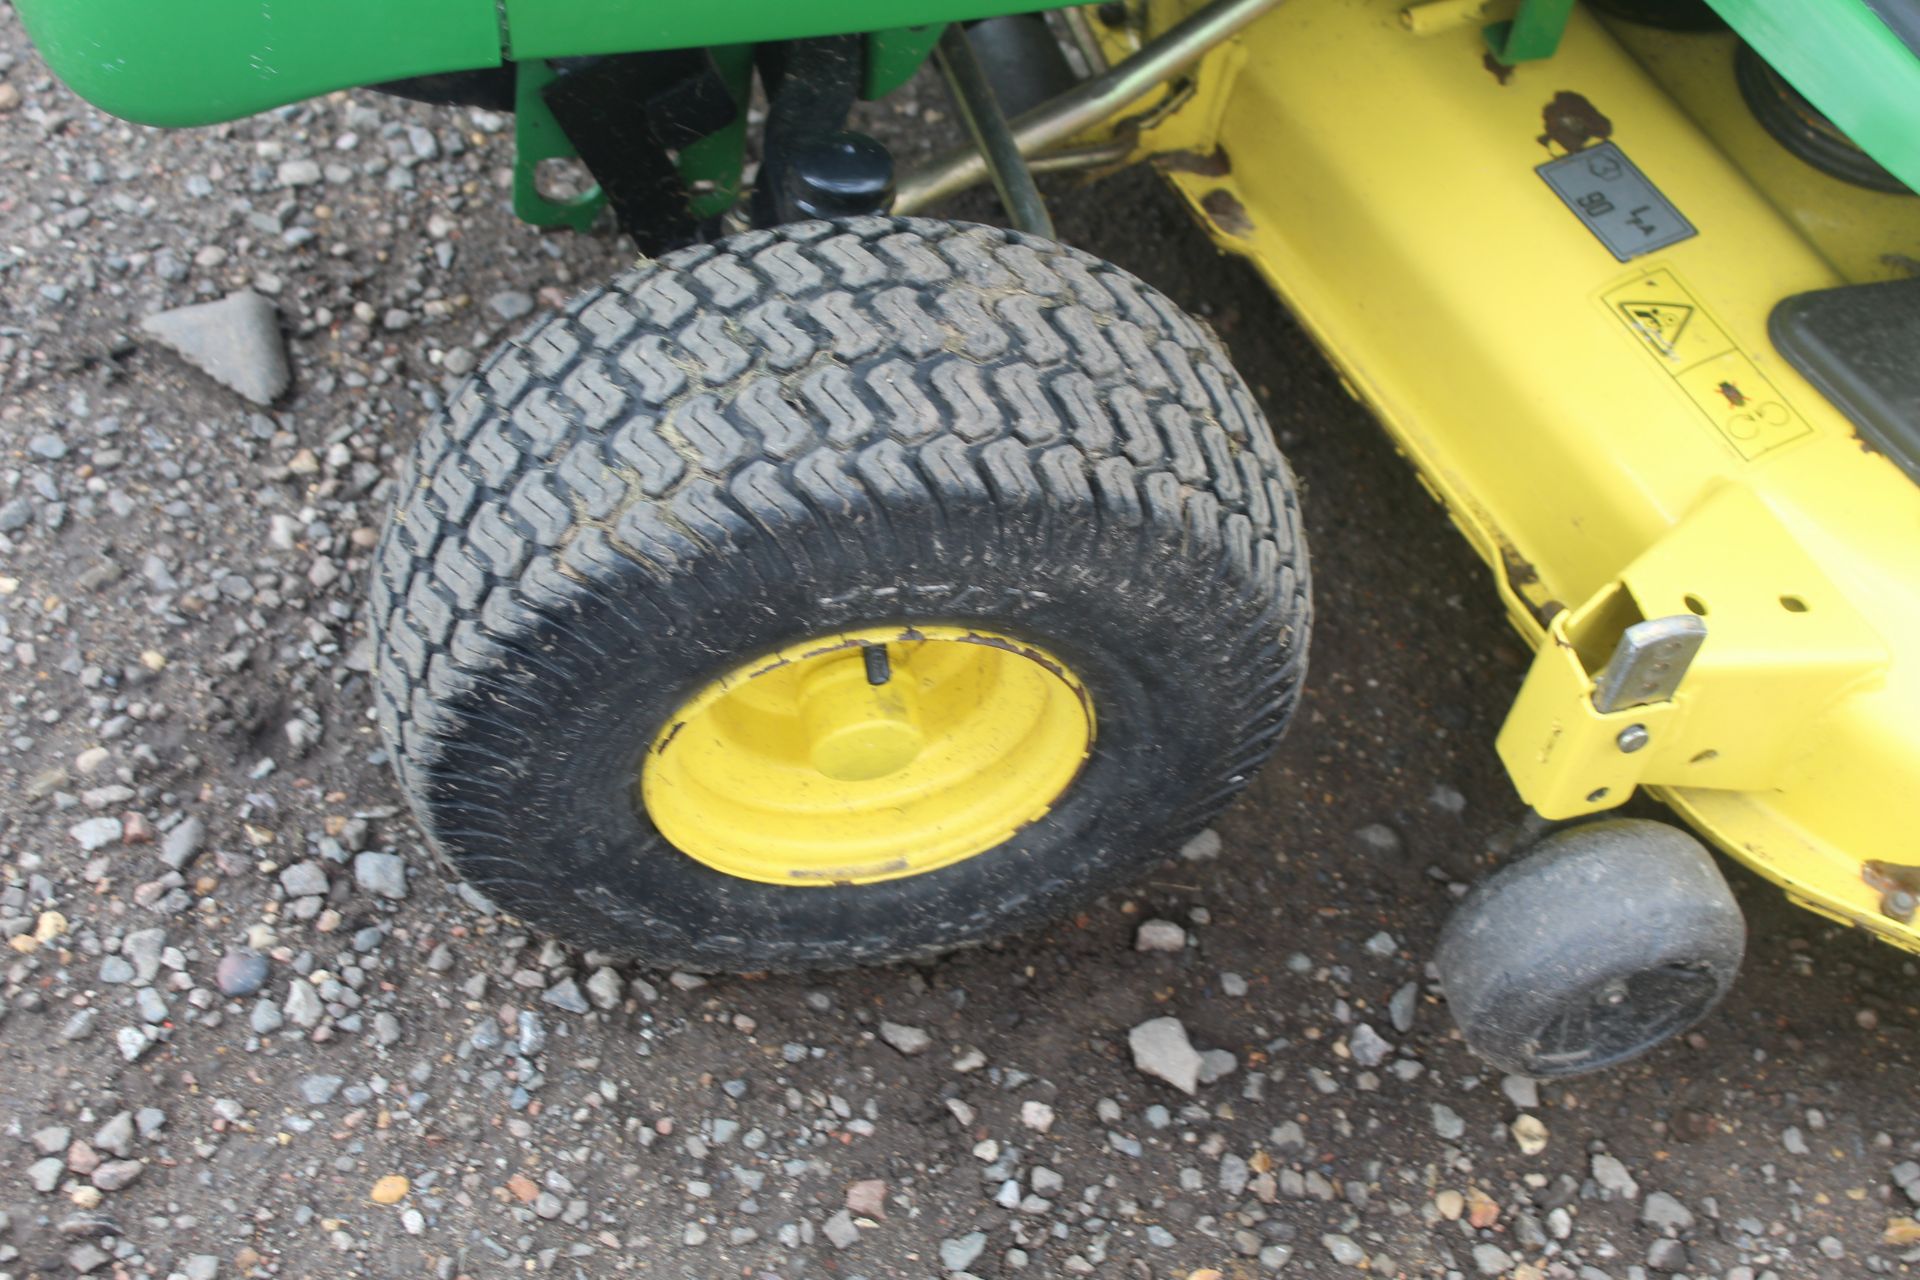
[3,12,1918,1279]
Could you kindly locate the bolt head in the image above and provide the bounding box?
[1616,724,1650,754]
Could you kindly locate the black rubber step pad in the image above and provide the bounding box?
[1771,276,1920,485]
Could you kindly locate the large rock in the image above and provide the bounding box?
[141,290,290,405]
[1128,1016,1202,1095]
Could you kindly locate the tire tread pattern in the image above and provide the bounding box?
[372,218,1310,963]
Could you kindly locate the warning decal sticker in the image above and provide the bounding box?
[1602,268,1811,461]
[1617,300,1692,356]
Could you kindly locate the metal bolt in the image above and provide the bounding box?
[1616,724,1650,753]
[1596,979,1630,1007]
[1883,889,1917,924]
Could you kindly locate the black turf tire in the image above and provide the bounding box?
[370,217,1310,969]
[1436,819,1747,1078]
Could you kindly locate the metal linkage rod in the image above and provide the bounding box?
[896,0,1285,214]
[933,25,1057,238]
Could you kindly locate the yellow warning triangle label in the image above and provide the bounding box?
[1617,300,1694,357]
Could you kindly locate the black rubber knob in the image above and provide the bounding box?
[781,131,896,220]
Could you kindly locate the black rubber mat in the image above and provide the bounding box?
[1771,277,1920,484]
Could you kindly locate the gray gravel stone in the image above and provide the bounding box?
[69,816,122,850]
[284,979,323,1028]
[879,1021,932,1055]
[1501,1074,1540,1109]
[1129,1016,1202,1095]
[93,1112,134,1158]
[216,948,270,997]
[584,967,623,1010]
[124,929,165,983]
[542,977,590,1014]
[116,1026,153,1061]
[1431,1103,1465,1140]
[298,1074,344,1105]
[517,1010,547,1056]
[1389,982,1419,1033]
[1322,1233,1365,1266]
[69,1244,110,1274]
[276,158,323,187]
[1134,919,1187,952]
[353,851,407,900]
[278,861,330,899]
[1353,823,1402,856]
[488,290,535,321]
[250,999,285,1034]
[99,955,136,985]
[1349,1023,1392,1068]
[1646,1238,1689,1271]
[939,1231,986,1272]
[822,1208,859,1249]
[29,1157,65,1193]
[1197,1047,1238,1083]
[1642,1190,1695,1231]
[1592,1152,1641,1198]
[91,1159,143,1191]
[141,291,290,405]
[1180,828,1222,861]
[1472,1243,1516,1275]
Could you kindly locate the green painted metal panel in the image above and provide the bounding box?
[1484,0,1577,66]
[1708,0,1920,194]
[864,25,949,100]
[12,0,503,127]
[503,0,1058,60]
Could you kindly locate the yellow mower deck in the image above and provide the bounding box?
[1105,0,1920,950]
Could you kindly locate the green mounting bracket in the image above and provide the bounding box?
[681,45,755,222]
[1484,0,1576,65]
[512,61,608,232]
[865,24,949,99]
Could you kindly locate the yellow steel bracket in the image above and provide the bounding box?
[1084,3,1250,161]
[1499,484,1888,820]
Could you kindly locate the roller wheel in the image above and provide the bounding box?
[1437,818,1746,1077]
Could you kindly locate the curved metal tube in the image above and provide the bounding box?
[935,25,1057,238]
[893,0,1286,214]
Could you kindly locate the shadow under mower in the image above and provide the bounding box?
[18,0,1920,1077]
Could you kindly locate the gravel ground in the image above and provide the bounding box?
[4,11,1920,1280]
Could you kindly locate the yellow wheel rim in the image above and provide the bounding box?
[641,626,1095,886]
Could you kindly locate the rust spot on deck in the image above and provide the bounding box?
[1538,90,1612,153]
[1499,541,1563,628]
[1201,188,1255,237]
[1156,147,1233,178]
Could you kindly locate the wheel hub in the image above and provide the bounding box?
[641,627,1095,886]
